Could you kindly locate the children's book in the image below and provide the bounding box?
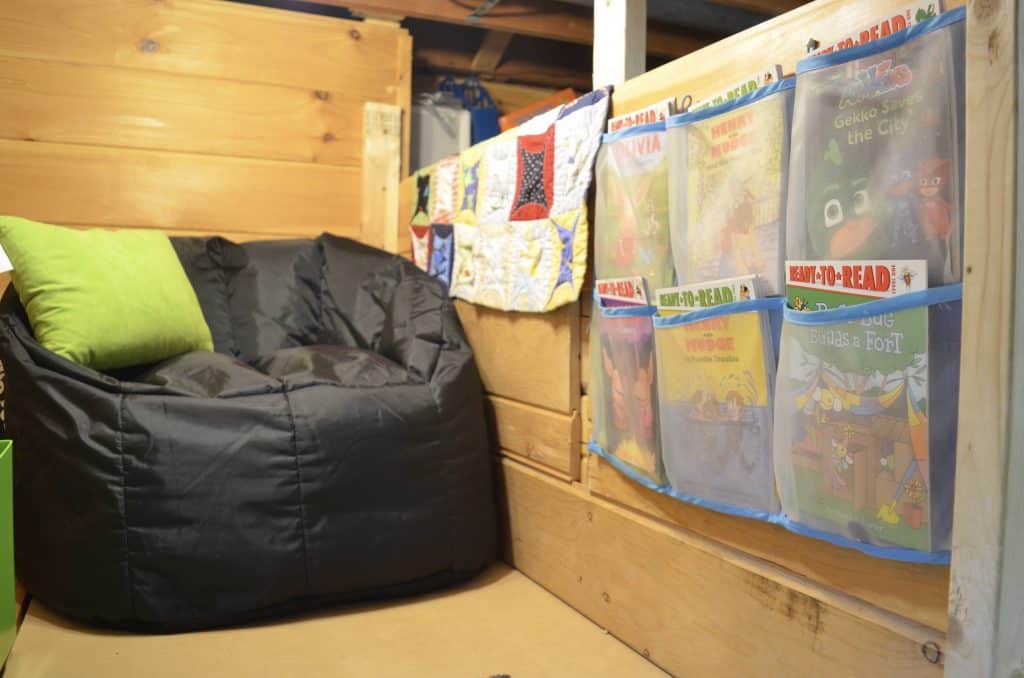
[654,275,777,511]
[690,66,784,111]
[595,129,674,291]
[607,96,677,132]
[596,276,648,307]
[679,88,789,296]
[811,2,941,55]
[593,278,662,482]
[780,259,938,550]
[791,15,963,286]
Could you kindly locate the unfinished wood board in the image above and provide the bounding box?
[580,314,591,393]
[946,0,1021,673]
[455,300,580,413]
[361,103,402,252]
[0,0,404,101]
[6,564,664,678]
[0,56,361,165]
[611,0,966,117]
[500,459,943,676]
[499,449,574,483]
[396,31,412,178]
[581,394,592,442]
[0,140,359,236]
[487,396,580,479]
[586,454,949,631]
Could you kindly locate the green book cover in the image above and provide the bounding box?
[781,260,936,550]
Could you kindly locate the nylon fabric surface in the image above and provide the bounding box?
[1,234,496,631]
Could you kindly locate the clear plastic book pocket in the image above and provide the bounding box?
[595,122,674,291]
[653,298,784,516]
[773,285,962,561]
[666,79,795,297]
[590,303,665,485]
[786,9,966,288]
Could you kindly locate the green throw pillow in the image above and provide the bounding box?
[0,217,214,370]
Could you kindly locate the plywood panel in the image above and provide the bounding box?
[0,0,403,101]
[0,57,361,164]
[6,564,664,678]
[361,103,402,252]
[580,314,591,393]
[455,300,580,413]
[0,140,360,237]
[587,454,949,631]
[500,459,943,677]
[612,0,966,117]
[487,396,579,479]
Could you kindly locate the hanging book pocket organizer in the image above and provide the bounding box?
[666,78,795,296]
[773,285,962,563]
[786,8,966,288]
[594,122,675,291]
[589,301,665,485]
[653,298,784,517]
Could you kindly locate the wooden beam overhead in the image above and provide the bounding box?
[471,30,514,75]
[322,0,712,57]
[415,45,591,91]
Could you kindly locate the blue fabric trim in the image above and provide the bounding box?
[586,440,951,564]
[775,517,951,564]
[797,6,966,75]
[597,303,656,318]
[593,288,656,317]
[665,77,795,129]
[602,120,666,145]
[653,297,785,328]
[783,284,963,325]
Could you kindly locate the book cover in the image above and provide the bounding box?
[607,96,676,132]
[795,18,962,286]
[811,2,941,55]
[596,276,648,307]
[596,129,674,290]
[690,66,784,111]
[682,91,788,295]
[781,259,934,550]
[654,275,777,511]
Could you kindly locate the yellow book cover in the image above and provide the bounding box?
[655,275,777,511]
[683,94,786,295]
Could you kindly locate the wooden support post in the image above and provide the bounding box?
[361,102,402,253]
[946,0,1022,674]
[592,0,646,89]
[471,30,514,77]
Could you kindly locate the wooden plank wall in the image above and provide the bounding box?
[400,0,974,674]
[0,0,411,244]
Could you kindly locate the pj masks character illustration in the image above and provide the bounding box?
[916,157,953,278]
[806,139,891,260]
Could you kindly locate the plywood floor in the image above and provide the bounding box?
[6,564,665,678]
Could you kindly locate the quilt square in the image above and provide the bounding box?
[428,224,455,288]
[412,172,432,226]
[551,89,610,216]
[479,136,516,224]
[430,156,460,224]
[410,223,432,272]
[449,223,479,299]
[504,218,562,312]
[510,125,555,222]
[455,147,484,224]
[473,222,512,309]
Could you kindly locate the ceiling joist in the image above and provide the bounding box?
[317,0,713,57]
[471,30,514,75]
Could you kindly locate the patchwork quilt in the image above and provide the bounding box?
[409,88,610,312]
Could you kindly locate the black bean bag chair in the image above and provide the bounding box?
[0,234,496,631]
